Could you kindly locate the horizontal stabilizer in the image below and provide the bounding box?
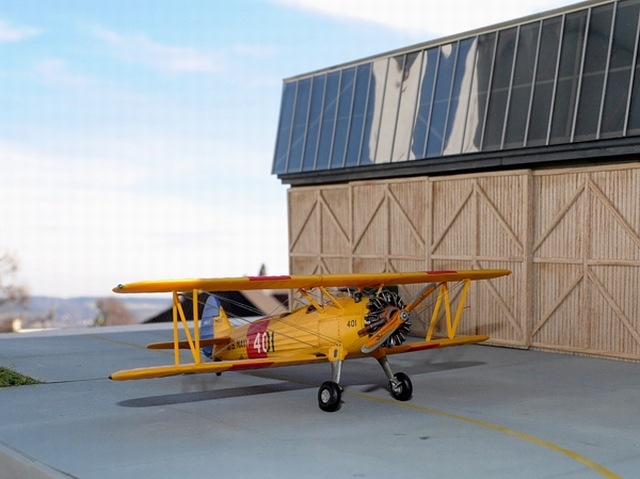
[147,338,230,350]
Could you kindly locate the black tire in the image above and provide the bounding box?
[389,372,413,401]
[318,381,342,412]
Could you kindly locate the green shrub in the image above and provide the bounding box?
[0,367,40,387]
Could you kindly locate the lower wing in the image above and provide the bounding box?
[110,335,488,381]
[381,334,489,355]
[110,353,328,381]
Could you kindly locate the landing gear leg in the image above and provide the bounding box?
[376,355,413,402]
[318,360,343,412]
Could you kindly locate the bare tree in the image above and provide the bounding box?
[0,253,28,308]
[95,297,135,326]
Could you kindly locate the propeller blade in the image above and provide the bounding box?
[361,310,409,354]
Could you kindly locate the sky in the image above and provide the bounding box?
[1,0,576,298]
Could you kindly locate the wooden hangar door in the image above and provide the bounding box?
[532,165,640,360]
[428,172,528,347]
[287,177,520,347]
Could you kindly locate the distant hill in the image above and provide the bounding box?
[0,296,171,330]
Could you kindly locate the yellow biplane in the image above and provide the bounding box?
[111,270,510,412]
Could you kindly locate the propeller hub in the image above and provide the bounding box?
[361,289,412,348]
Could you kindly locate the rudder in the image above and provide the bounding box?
[200,295,232,358]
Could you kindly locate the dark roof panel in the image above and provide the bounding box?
[273,0,640,184]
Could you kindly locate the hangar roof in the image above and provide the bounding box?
[272,0,640,185]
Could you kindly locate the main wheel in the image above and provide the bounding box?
[318,381,342,412]
[389,372,413,401]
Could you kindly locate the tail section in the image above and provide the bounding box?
[200,296,232,358]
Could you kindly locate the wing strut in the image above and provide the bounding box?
[171,289,202,366]
[426,279,471,340]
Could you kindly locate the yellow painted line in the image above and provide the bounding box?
[348,391,621,479]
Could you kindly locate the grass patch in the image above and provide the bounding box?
[0,367,40,387]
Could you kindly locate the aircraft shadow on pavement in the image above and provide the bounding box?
[117,381,308,408]
[116,359,484,408]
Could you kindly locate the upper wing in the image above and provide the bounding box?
[113,269,510,294]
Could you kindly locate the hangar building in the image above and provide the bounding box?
[272,0,640,360]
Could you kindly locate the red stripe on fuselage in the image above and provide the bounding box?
[229,361,275,371]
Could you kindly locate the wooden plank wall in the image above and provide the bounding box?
[288,163,640,360]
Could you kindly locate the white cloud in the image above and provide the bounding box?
[1,140,147,190]
[92,27,229,76]
[274,0,574,37]
[35,59,92,88]
[0,19,40,42]
[0,139,288,297]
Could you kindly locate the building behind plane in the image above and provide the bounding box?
[272,0,640,361]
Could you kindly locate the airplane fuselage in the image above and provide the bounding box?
[214,294,370,361]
